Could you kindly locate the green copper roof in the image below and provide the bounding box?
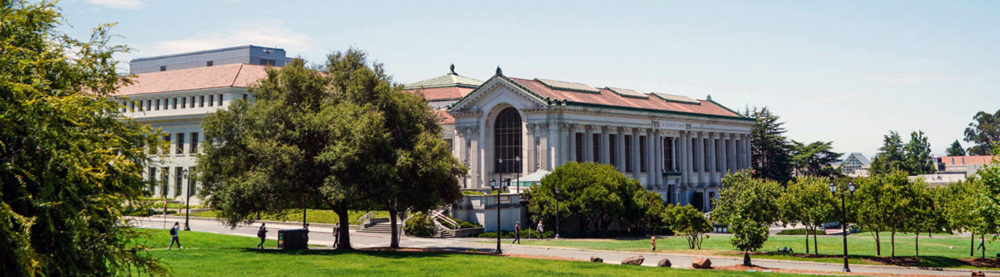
[405,72,483,89]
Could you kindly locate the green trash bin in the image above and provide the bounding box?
[278,229,308,250]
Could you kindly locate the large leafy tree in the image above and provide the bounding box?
[713,170,782,266]
[871,171,921,257]
[526,162,662,235]
[1,0,164,275]
[964,110,1000,155]
[946,140,966,156]
[745,107,793,184]
[854,175,889,256]
[790,141,843,178]
[663,204,712,249]
[777,176,836,255]
[938,179,985,256]
[973,147,1000,258]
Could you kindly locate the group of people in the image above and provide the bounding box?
[510,220,545,244]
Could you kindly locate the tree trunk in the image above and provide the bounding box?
[389,207,399,249]
[982,234,986,259]
[890,229,896,258]
[874,231,881,256]
[805,227,810,254]
[971,231,975,257]
[812,227,819,255]
[743,251,752,266]
[915,231,919,257]
[335,205,352,250]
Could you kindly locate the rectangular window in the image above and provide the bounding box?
[625,135,633,172]
[206,61,213,67]
[159,66,166,71]
[148,167,156,193]
[171,98,177,109]
[146,100,152,111]
[176,133,185,155]
[575,133,584,163]
[188,166,197,195]
[664,137,674,171]
[640,136,647,172]
[190,132,199,154]
[137,101,143,111]
[190,96,196,107]
[181,97,187,108]
[609,135,617,169]
[592,134,601,163]
[703,138,710,172]
[154,99,160,111]
[208,95,214,107]
[218,94,223,106]
[692,138,699,171]
[199,95,205,107]
[174,167,183,197]
[243,94,248,101]
[716,140,724,171]
[161,167,169,197]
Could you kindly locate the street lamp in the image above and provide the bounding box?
[554,187,560,239]
[515,156,521,194]
[830,180,855,272]
[183,168,191,231]
[490,175,504,255]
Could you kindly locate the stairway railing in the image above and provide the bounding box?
[357,211,374,229]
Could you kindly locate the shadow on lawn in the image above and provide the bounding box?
[761,252,1000,269]
[238,247,498,259]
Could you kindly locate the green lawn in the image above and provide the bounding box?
[492,232,1000,269]
[185,209,389,225]
[135,229,806,276]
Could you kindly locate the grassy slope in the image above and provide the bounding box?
[135,229,804,277]
[186,209,389,225]
[497,232,999,268]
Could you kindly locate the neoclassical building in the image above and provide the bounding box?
[440,68,753,210]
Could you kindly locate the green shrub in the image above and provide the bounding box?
[777,228,822,235]
[478,230,554,239]
[404,212,436,237]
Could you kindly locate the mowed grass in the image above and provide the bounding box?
[496,232,1000,268]
[186,209,388,225]
[134,229,805,276]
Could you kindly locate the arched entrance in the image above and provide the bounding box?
[494,107,521,174]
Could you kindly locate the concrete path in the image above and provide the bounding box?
[129,216,998,276]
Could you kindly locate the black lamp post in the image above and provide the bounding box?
[515,156,521,194]
[183,168,191,231]
[830,180,855,272]
[490,173,504,255]
[554,187,560,239]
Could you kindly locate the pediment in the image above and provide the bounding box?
[447,75,548,113]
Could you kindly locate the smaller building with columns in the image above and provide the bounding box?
[443,69,753,211]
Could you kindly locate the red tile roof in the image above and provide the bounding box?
[507,77,742,118]
[115,63,270,96]
[939,156,997,166]
[406,86,474,101]
[434,109,455,124]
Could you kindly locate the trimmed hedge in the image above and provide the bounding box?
[478,230,555,239]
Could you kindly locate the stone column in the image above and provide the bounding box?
[616,127,626,173]
[584,125,594,162]
[720,135,729,175]
[525,123,536,174]
[547,123,558,170]
[469,132,481,188]
[695,132,705,187]
[631,128,641,179]
[707,133,717,180]
[601,127,611,164]
[558,123,569,167]
[680,131,690,187]
[744,134,752,170]
[653,130,662,188]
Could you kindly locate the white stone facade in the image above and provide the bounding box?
[447,75,753,211]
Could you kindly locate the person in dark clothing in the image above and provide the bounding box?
[257,223,267,249]
[332,224,340,248]
[512,222,521,244]
[168,222,182,250]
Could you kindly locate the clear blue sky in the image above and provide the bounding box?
[59,0,1000,157]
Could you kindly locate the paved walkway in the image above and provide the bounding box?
[130,216,998,276]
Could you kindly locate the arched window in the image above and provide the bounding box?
[494,107,522,173]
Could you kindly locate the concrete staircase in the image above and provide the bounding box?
[359,218,392,233]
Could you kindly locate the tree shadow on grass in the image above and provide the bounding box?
[762,252,995,270]
[237,246,498,259]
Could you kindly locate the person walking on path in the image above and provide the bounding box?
[650,236,656,251]
[168,222,182,250]
[512,222,521,244]
[332,224,340,248]
[257,223,267,249]
[536,220,544,239]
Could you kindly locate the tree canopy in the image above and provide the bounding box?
[777,176,836,254]
[525,162,663,236]
[790,140,843,178]
[197,50,462,249]
[964,109,1000,155]
[1,0,164,275]
[946,140,966,156]
[871,130,934,175]
[712,170,782,266]
[745,107,793,184]
[663,204,712,249]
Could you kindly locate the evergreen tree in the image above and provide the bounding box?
[964,110,1000,155]
[745,107,793,184]
[946,140,966,156]
[904,131,934,174]
[790,140,843,178]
